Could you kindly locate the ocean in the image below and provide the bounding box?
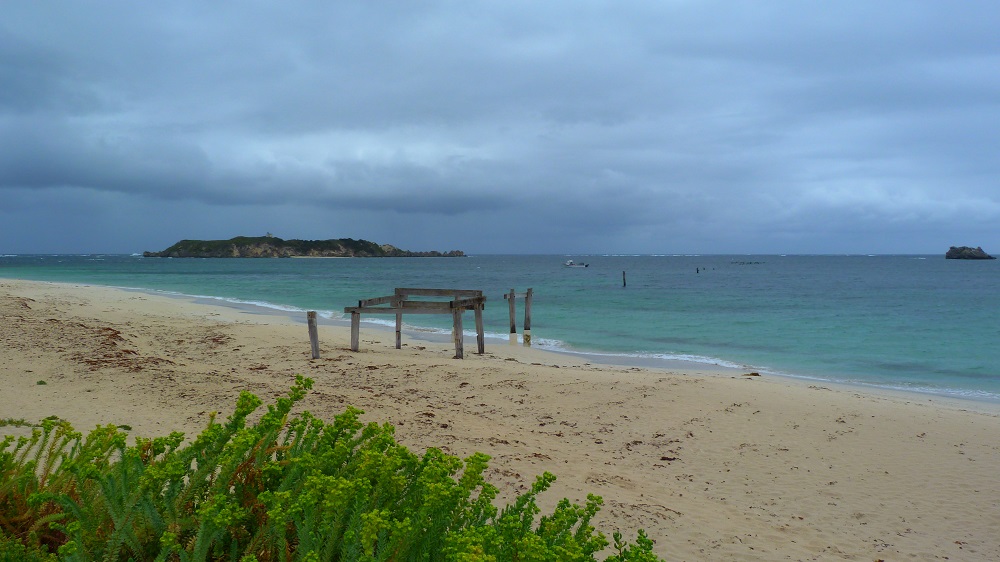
[2,253,998,403]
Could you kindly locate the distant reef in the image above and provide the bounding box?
[142,236,465,258]
[945,246,996,260]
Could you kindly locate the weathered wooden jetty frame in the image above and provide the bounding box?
[344,288,486,358]
[503,288,533,346]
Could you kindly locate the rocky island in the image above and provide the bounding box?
[143,236,465,258]
[945,246,996,260]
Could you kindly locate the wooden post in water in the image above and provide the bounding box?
[523,288,533,346]
[452,307,464,359]
[507,288,517,345]
[623,270,627,287]
[307,311,320,359]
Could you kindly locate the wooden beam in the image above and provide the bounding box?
[346,302,484,315]
[345,306,478,315]
[359,295,396,307]
[396,288,482,298]
[503,292,529,299]
[449,296,486,310]
[402,300,453,310]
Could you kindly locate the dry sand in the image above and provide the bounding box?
[2,279,999,560]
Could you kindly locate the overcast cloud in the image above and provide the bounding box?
[2,1,999,254]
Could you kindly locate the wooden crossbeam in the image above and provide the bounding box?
[346,306,467,315]
[358,295,397,307]
[450,296,486,309]
[396,288,483,298]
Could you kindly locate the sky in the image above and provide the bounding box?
[2,2,999,255]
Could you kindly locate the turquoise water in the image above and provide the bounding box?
[3,254,998,402]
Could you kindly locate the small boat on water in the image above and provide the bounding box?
[564,260,589,268]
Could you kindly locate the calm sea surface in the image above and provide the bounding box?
[3,254,998,402]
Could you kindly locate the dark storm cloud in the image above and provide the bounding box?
[2,1,999,253]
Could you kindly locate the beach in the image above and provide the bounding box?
[3,279,999,560]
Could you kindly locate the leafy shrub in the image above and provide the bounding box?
[1,376,664,561]
[0,529,58,561]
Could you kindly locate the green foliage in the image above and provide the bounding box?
[606,530,660,562]
[1,376,664,561]
[0,529,58,561]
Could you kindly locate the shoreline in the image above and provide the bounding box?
[119,281,1000,410]
[3,279,1000,559]
[9,276,1000,414]
[12,275,1000,413]
[4,253,997,408]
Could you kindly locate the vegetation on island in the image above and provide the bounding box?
[143,236,465,258]
[1,376,663,561]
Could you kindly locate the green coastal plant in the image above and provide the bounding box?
[1,376,665,561]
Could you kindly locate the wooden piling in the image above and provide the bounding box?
[395,312,402,349]
[474,302,485,354]
[350,311,360,352]
[307,311,320,359]
[623,270,627,287]
[523,288,533,346]
[507,288,517,345]
[453,307,464,359]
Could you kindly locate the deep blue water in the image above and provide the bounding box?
[3,253,998,402]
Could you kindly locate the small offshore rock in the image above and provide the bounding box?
[945,246,996,260]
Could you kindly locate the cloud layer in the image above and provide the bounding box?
[3,2,999,253]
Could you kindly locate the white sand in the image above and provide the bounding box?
[3,279,999,560]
